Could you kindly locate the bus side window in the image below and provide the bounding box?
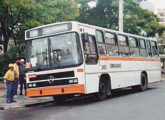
[139,39,147,57]
[96,30,106,55]
[151,41,159,57]
[105,32,119,56]
[85,35,98,64]
[129,37,139,57]
[146,40,152,57]
[118,34,130,57]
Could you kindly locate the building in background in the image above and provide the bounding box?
[139,0,155,12]
[157,9,165,25]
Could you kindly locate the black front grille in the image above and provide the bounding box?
[29,71,74,81]
[27,79,78,88]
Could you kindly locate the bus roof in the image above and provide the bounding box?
[25,21,156,41]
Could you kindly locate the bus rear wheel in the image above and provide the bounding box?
[132,73,148,92]
[97,80,107,100]
[139,73,148,91]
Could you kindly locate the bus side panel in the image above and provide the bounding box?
[145,61,161,83]
[147,70,161,83]
[85,73,100,94]
[105,60,141,89]
[110,71,141,89]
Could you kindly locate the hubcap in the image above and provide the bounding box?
[142,76,146,87]
[99,82,106,95]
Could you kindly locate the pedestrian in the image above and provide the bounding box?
[3,64,16,103]
[19,59,27,95]
[13,58,20,96]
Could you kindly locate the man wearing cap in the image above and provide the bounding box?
[19,59,27,95]
[13,58,20,96]
[3,64,16,103]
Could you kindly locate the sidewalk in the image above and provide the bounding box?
[0,86,53,110]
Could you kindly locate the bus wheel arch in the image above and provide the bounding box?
[97,74,111,100]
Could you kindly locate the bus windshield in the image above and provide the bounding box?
[27,32,83,70]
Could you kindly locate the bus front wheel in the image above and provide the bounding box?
[97,80,107,100]
[53,95,65,104]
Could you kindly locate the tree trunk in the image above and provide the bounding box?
[1,22,10,53]
[3,37,9,53]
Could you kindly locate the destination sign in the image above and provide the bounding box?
[26,23,72,39]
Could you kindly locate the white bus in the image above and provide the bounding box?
[25,21,161,101]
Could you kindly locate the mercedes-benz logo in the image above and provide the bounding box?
[48,76,54,83]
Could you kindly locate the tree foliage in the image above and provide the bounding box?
[0,0,41,52]
[0,0,79,53]
[0,46,19,76]
[76,0,161,37]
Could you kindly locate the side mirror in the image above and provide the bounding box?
[81,33,89,50]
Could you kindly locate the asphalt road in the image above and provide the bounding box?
[1,81,165,120]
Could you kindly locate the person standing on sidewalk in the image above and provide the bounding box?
[19,59,27,95]
[14,58,20,96]
[3,64,16,103]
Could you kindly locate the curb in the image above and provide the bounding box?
[25,101,53,107]
[2,106,24,110]
[0,101,53,110]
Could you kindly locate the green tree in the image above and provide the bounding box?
[123,0,159,37]
[0,0,41,52]
[77,0,161,37]
[0,0,79,53]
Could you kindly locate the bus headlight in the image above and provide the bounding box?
[33,83,36,87]
[69,79,74,83]
[74,79,78,83]
[69,79,78,84]
[29,84,32,87]
[28,83,36,87]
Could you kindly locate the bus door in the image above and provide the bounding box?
[81,33,99,93]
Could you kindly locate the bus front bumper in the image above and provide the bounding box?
[26,84,85,97]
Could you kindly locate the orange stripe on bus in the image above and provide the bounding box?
[77,68,84,72]
[26,84,85,97]
[99,57,160,62]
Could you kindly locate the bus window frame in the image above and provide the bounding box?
[104,31,120,56]
[128,36,139,57]
[117,34,130,57]
[95,30,107,56]
[151,40,159,58]
[139,38,147,57]
[146,40,152,58]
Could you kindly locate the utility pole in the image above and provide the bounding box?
[119,0,124,32]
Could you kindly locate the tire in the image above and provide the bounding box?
[139,73,148,91]
[53,95,66,104]
[97,80,107,100]
[132,73,148,92]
